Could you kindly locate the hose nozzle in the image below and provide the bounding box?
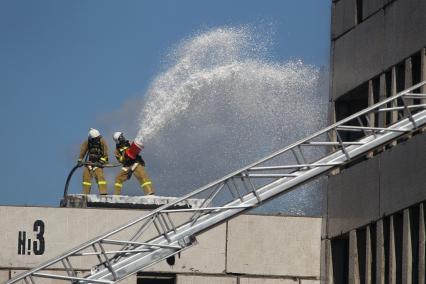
[125,141,143,159]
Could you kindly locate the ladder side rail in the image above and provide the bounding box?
[88,108,426,283]
[15,108,426,282]
[6,81,426,284]
[19,85,417,284]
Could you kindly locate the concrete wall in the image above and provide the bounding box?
[331,0,426,99]
[324,203,426,283]
[383,0,426,70]
[0,206,321,283]
[239,278,298,284]
[176,275,313,284]
[332,0,356,39]
[227,215,321,277]
[326,133,426,238]
[362,0,382,20]
[327,157,380,237]
[328,0,426,237]
[326,0,426,282]
[0,272,9,283]
[332,10,385,99]
[176,275,237,284]
[379,133,426,215]
[0,206,226,273]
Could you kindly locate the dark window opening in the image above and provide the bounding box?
[393,213,403,284]
[384,217,390,284]
[410,206,420,283]
[332,235,349,284]
[411,52,422,107]
[424,204,426,278]
[137,273,176,284]
[371,223,377,284]
[335,83,369,142]
[396,63,406,92]
[357,228,367,284]
[395,63,407,121]
[385,70,393,126]
[356,0,363,24]
[412,52,421,86]
[372,76,381,127]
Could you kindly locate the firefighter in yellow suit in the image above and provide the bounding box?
[112,132,154,196]
[77,128,109,195]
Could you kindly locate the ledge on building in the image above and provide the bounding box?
[60,194,204,210]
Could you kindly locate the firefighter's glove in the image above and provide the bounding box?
[77,160,83,167]
[99,157,108,165]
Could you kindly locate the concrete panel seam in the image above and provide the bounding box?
[177,272,237,277]
[225,220,229,274]
[361,8,384,24]
[237,275,319,281]
[378,155,382,218]
[332,27,355,42]
[332,6,388,42]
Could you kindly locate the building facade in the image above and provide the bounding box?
[324,0,426,282]
[2,1,426,284]
[0,206,321,284]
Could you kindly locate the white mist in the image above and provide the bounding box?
[134,26,327,215]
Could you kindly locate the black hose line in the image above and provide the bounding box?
[61,162,121,207]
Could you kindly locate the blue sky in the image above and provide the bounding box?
[0,0,331,206]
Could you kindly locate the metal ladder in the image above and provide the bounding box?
[6,81,426,284]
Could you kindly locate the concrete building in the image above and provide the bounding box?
[324,0,426,282]
[2,1,426,284]
[0,205,321,284]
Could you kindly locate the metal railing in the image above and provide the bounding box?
[5,80,426,284]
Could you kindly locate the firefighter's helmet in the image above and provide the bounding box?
[113,131,124,143]
[88,128,101,139]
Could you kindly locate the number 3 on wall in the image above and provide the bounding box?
[18,220,45,255]
[33,220,45,255]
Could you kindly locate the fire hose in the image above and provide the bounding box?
[61,162,121,207]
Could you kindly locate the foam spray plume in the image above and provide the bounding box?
[134,26,327,215]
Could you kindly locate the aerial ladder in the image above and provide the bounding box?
[6,81,426,284]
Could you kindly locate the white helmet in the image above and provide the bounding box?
[88,128,101,139]
[113,131,123,142]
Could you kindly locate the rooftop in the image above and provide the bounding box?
[60,194,205,210]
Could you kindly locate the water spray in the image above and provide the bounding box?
[129,26,327,214]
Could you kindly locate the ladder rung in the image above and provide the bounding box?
[97,242,117,281]
[246,173,297,178]
[378,104,426,112]
[249,163,342,171]
[75,249,152,256]
[302,141,364,146]
[32,273,113,284]
[162,205,252,213]
[403,93,426,99]
[336,125,407,133]
[102,239,181,249]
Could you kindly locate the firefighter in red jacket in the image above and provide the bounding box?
[112,132,154,196]
[77,128,109,195]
